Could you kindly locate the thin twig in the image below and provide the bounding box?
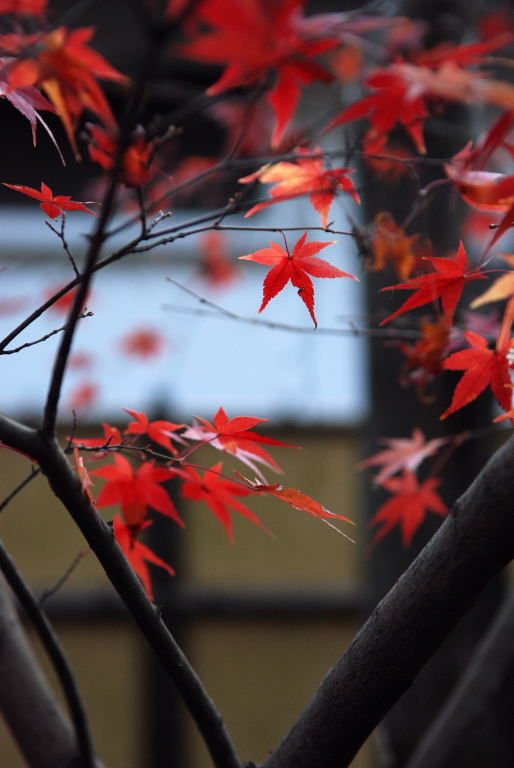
[45,218,79,277]
[1,312,93,355]
[136,186,147,239]
[38,550,88,606]
[163,277,422,338]
[0,466,40,515]
[0,540,97,768]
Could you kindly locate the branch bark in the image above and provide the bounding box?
[0,576,103,768]
[405,586,514,768]
[0,541,97,767]
[262,434,514,768]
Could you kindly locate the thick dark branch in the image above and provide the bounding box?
[0,543,97,767]
[262,435,514,768]
[405,587,514,768]
[0,414,241,768]
[0,576,103,768]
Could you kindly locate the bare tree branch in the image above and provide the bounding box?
[163,277,423,338]
[405,587,514,768]
[0,560,100,768]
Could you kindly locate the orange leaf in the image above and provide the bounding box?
[254,483,354,525]
[370,212,421,280]
[73,447,95,503]
[240,148,360,228]
[471,254,514,307]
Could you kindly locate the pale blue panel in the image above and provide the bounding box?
[0,206,368,425]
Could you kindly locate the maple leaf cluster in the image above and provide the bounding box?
[72,407,350,597]
[358,429,448,546]
[4,0,514,572]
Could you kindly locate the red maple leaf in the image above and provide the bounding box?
[93,454,183,531]
[123,409,184,455]
[358,428,445,486]
[380,241,486,327]
[180,462,268,542]
[240,149,360,228]
[239,232,358,327]
[177,0,338,146]
[113,516,174,601]
[370,470,448,547]
[186,406,297,478]
[250,481,354,525]
[3,182,97,218]
[440,329,512,419]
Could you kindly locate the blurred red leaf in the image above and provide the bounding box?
[196,231,237,290]
[119,328,166,359]
[370,470,448,547]
[68,381,97,412]
[0,0,47,15]
[358,428,445,486]
[87,123,155,187]
[370,212,421,280]
[240,148,359,228]
[6,26,127,156]
[178,0,338,147]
